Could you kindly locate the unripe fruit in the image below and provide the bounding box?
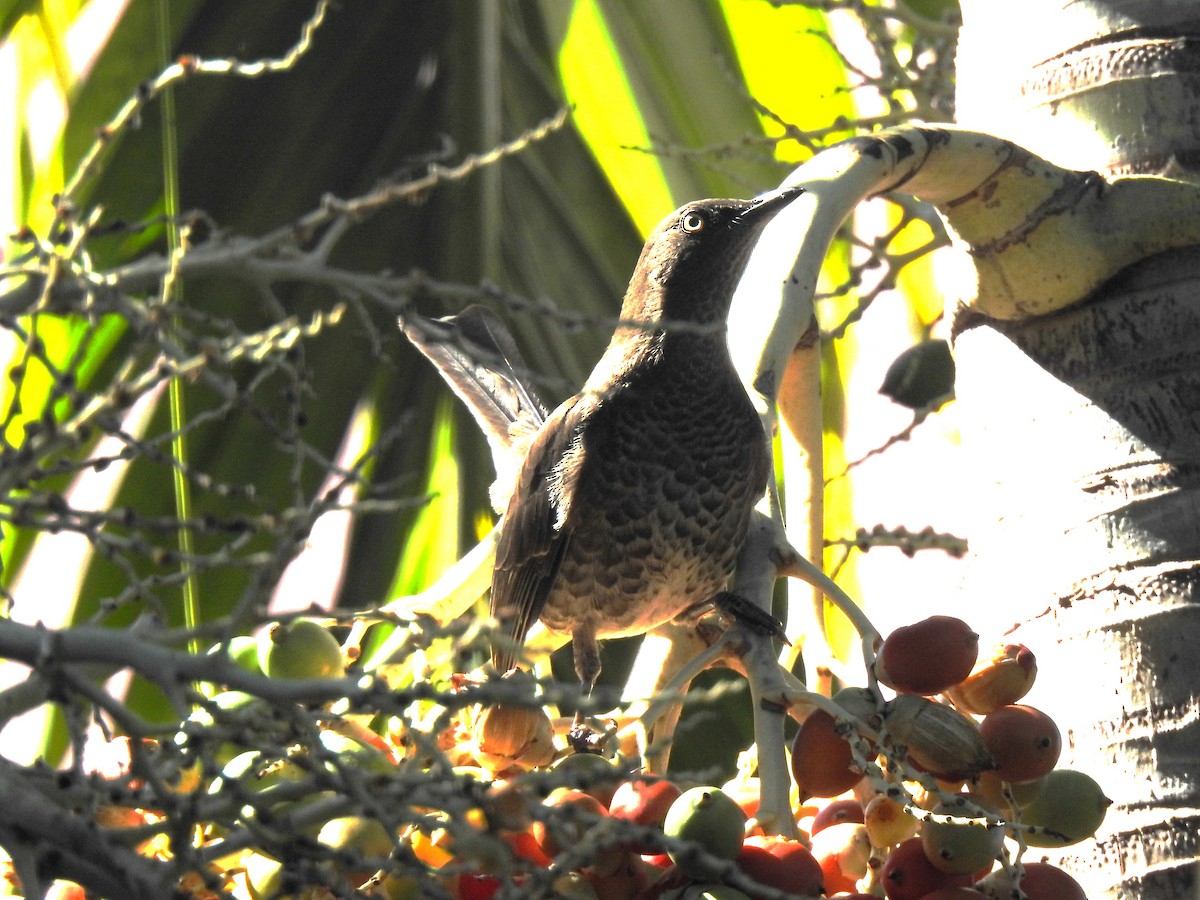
[881,837,972,900]
[317,815,393,885]
[207,635,262,675]
[317,814,392,852]
[257,618,344,680]
[978,705,1060,783]
[608,776,682,853]
[317,728,395,777]
[865,793,918,847]
[241,850,286,897]
[790,709,862,799]
[663,786,747,879]
[209,689,261,713]
[876,616,979,695]
[675,887,752,900]
[208,749,335,846]
[213,749,302,800]
[946,643,1037,714]
[885,695,995,781]
[550,752,622,807]
[833,686,883,724]
[373,872,423,900]
[177,690,270,766]
[919,797,1005,875]
[1020,769,1111,847]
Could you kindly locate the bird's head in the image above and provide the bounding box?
[621,185,804,330]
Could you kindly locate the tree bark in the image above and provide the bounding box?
[954,247,1200,898]
[953,3,1200,896]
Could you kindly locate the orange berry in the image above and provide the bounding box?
[790,710,863,799]
[978,704,1061,784]
[876,616,978,695]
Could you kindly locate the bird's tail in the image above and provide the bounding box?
[401,306,548,506]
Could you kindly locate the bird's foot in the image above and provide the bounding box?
[713,591,791,646]
[567,715,609,754]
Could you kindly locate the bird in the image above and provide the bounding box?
[484,186,805,696]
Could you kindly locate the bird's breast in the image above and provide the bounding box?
[539,347,768,637]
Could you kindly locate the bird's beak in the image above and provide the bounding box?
[737,184,806,226]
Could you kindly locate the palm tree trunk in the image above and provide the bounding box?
[954,3,1200,896]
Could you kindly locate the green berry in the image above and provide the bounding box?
[663,786,746,879]
[257,619,344,680]
[1021,769,1110,847]
[920,798,1005,874]
[207,635,263,675]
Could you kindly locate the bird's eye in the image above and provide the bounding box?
[681,211,706,233]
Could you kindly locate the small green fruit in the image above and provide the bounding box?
[317,729,395,778]
[318,815,392,854]
[373,872,423,900]
[257,618,345,680]
[242,850,290,898]
[318,816,394,885]
[663,786,746,879]
[679,886,753,899]
[211,749,303,800]
[207,635,262,675]
[210,750,329,839]
[176,690,270,767]
[1021,769,1110,847]
[549,751,623,806]
[920,798,1005,874]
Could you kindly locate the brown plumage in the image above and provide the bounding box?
[490,187,804,691]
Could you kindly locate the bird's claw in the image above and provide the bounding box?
[567,717,608,754]
[713,590,791,646]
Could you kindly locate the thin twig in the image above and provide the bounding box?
[61,0,334,204]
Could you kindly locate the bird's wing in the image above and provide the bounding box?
[489,395,596,672]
